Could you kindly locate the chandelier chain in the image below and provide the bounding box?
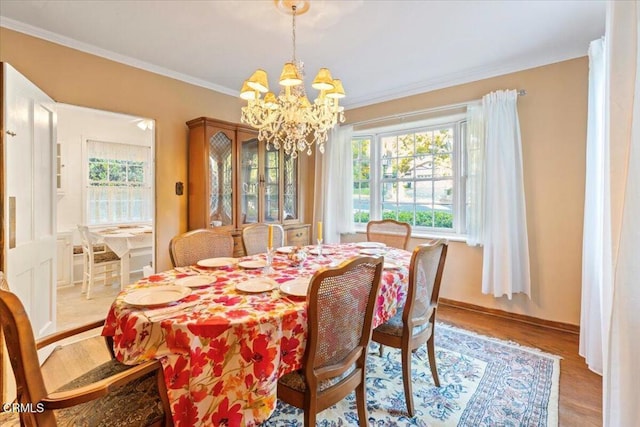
[292,5,297,62]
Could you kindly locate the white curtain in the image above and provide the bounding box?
[603,1,640,425]
[479,90,531,299]
[465,103,484,246]
[579,38,608,375]
[313,125,355,243]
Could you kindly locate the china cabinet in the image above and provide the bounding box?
[187,117,308,254]
[187,118,237,231]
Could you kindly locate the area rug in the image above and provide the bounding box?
[264,323,560,426]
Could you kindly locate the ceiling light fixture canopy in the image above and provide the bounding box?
[240,0,345,157]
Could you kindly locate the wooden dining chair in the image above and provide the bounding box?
[242,223,285,255]
[0,279,173,427]
[77,225,123,299]
[372,240,448,417]
[277,256,384,427]
[169,228,234,267]
[366,219,412,249]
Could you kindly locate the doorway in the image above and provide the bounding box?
[55,104,155,330]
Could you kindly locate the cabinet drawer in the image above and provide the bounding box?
[285,225,310,247]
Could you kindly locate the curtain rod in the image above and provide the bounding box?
[348,89,527,129]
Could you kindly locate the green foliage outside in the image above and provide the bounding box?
[352,128,453,184]
[88,158,145,187]
[354,210,453,229]
[390,130,452,179]
[353,186,370,196]
[351,127,455,230]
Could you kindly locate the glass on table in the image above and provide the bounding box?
[264,247,275,274]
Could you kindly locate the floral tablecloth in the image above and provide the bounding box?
[102,243,410,427]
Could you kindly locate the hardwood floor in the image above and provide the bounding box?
[438,303,603,427]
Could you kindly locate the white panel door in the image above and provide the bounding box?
[3,62,57,339]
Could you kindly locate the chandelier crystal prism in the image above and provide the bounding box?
[240,0,345,157]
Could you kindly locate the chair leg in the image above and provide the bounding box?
[378,343,384,357]
[303,402,316,427]
[119,260,125,291]
[86,263,94,300]
[105,267,113,286]
[356,376,369,427]
[81,257,88,294]
[156,369,174,427]
[401,345,415,417]
[427,333,440,387]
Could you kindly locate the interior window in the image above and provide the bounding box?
[86,140,152,225]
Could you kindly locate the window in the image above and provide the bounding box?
[86,140,152,225]
[352,136,371,225]
[352,116,467,235]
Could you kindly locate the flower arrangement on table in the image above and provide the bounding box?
[287,247,308,267]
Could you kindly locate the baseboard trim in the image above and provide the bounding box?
[439,298,580,334]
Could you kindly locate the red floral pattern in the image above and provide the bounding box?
[102,243,410,426]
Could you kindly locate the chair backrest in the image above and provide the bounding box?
[303,256,383,390]
[169,229,234,267]
[0,283,55,425]
[242,223,284,255]
[366,219,412,250]
[403,240,448,337]
[77,224,95,263]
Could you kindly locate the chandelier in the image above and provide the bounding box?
[240,0,345,157]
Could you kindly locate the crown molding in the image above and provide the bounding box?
[0,17,237,98]
[343,52,585,110]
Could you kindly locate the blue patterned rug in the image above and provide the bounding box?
[264,323,560,426]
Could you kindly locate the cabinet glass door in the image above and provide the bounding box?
[240,138,259,224]
[209,131,234,226]
[263,144,280,222]
[283,152,298,221]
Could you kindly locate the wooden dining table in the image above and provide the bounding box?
[102,243,411,427]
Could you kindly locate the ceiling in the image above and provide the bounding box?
[0,0,606,109]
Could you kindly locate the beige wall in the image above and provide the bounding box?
[1,28,587,325]
[346,58,588,325]
[2,28,262,270]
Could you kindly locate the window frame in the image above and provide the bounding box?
[83,139,153,226]
[352,114,468,237]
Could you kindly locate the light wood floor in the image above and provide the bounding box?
[43,301,603,426]
[56,271,142,331]
[438,303,602,427]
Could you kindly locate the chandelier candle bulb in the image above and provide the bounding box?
[239,0,345,157]
[240,80,257,100]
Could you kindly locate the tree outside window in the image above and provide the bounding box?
[352,119,465,234]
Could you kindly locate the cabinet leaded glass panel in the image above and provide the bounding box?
[264,144,280,222]
[240,138,259,224]
[209,131,233,226]
[283,152,298,220]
